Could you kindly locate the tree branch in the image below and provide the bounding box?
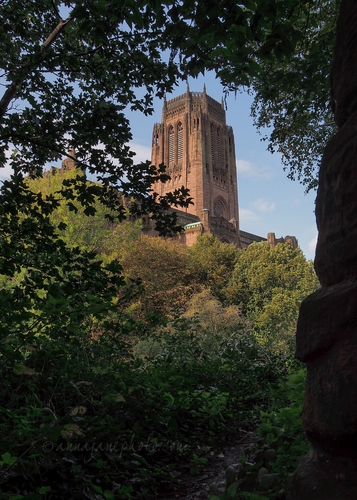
[41,15,73,51]
[0,14,73,122]
[67,43,104,58]
[8,131,91,172]
[0,81,19,122]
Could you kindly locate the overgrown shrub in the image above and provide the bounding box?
[0,315,290,499]
[238,368,309,499]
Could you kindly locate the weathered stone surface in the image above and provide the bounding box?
[315,112,357,286]
[259,472,280,488]
[295,280,357,361]
[302,337,357,456]
[291,1,357,496]
[289,451,357,500]
[331,0,357,128]
[257,467,268,482]
[225,465,237,488]
[262,448,276,467]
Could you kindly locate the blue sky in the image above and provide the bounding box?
[127,74,318,261]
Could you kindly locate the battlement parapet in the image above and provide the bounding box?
[164,91,224,114]
[267,232,298,250]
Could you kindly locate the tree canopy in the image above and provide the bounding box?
[226,242,319,351]
[249,1,340,192]
[27,167,143,254]
[188,234,238,302]
[1,0,338,194]
[0,0,339,348]
[119,235,200,323]
[0,0,337,342]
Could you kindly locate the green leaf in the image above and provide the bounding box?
[38,486,51,494]
[226,481,239,498]
[91,484,103,494]
[13,364,36,376]
[1,452,17,465]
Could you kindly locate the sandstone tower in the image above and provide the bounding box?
[150,85,240,245]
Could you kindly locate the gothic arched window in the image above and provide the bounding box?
[210,123,215,164]
[213,197,228,218]
[177,122,183,162]
[169,125,174,164]
[217,128,221,166]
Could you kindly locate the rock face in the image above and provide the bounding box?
[290,1,357,497]
[314,119,357,285]
[290,451,357,500]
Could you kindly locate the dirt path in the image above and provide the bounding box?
[158,431,257,499]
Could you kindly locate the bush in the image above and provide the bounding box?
[0,314,290,499]
[239,368,309,499]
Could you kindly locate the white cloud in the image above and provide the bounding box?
[308,233,318,254]
[129,141,152,164]
[251,197,275,213]
[239,208,259,222]
[236,159,274,180]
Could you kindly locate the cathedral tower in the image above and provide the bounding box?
[151,85,240,245]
